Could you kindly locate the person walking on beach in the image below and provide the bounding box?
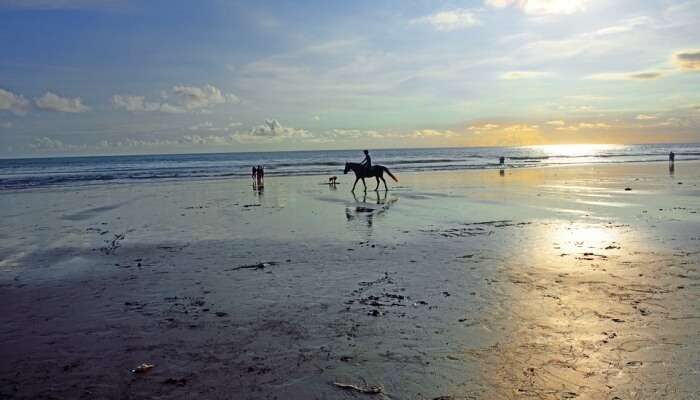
[669,151,675,164]
[360,150,372,171]
[252,166,257,182]
[257,165,264,185]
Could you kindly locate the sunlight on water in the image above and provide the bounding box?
[526,144,629,158]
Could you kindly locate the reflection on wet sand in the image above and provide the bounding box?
[466,220,698,398]
[345,190,398,229]
[253,181,264,196]
[345,190,399,227]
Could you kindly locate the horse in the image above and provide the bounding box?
[343,162,398,192]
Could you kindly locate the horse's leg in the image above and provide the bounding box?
[374,176,380,191]
[361,178,367,191]
[352,177,359,192]
[381,176,388,191]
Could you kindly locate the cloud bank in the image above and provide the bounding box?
[674,50,700,71]
[248,119,310,138]
[412,9,480,31]
[585,71,663,81]
[113,84,238,113]
[0,88,30,115]
[35,92,90,113]
[485,0,589,15]
[501,71,550,80]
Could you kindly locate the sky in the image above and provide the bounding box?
[0,0,699,157]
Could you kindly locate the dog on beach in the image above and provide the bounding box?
[329,176,338,185]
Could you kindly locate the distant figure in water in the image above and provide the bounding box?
[499,156,505,165]
[361,150,372,171]
[669,151,675,164]
[251,166,257,181]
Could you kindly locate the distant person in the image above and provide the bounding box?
[499,156,505,165]
[257,165,264,184]
[361,150,372,170]
[669,152,675,175]
[252,166,257,181]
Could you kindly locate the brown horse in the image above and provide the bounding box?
[343,162,398,191]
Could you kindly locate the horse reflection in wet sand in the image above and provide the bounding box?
[343,162,398,192]
[345,189,398,228]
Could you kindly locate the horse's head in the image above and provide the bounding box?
[343,162,350,174]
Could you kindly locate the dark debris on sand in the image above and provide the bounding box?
[228,261,280,271]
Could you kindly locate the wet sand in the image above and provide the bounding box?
[1,161,699,399]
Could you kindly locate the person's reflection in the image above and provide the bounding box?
[499,168,505,177]
[669,163,675,176]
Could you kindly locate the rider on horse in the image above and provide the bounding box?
[361,150,372,171]
[344,150,398,192]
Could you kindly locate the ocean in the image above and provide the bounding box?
[1,143,698,190]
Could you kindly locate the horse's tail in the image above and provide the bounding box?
[383,166,398,182]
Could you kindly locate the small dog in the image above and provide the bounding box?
[329,176,338,185]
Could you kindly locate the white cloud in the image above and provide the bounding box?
[594,16,653,36]
[312,115,321,121]
[249,119,310,139]
[673,50,700,71]
[112,84,238,114]
[412,9,480,31]
[35,92,90,113]
[468,123,500,131]
[112,95,176,113]
[556,122,612,131]
[181,134,238,146]
[0,88,30,115]
[585,71,663,80]
[187,121,245,133]
[579,122,611,128]
[501,70,551,80]
[172,84,226,110]
[546,120,565,125]
[159,103,187,114]
[486,0,589,15]
[517,17,652,63]
[28,136,67,150]
[636,114,657,120]
[411,129,457,138]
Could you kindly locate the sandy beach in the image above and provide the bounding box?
[1,161,699,399]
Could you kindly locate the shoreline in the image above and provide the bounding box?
[1,158,695,194]
[1,141,699,161]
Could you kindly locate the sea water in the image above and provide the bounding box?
[1,143,698,190]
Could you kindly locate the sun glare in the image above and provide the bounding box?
[547,223,621,255]
[526,144,628,158]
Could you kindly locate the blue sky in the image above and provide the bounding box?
[1,0,699,156]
